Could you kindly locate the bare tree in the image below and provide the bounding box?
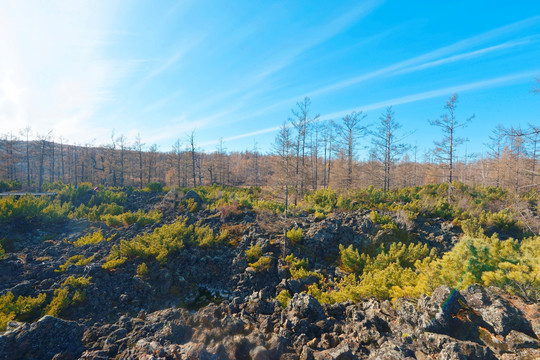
[486,124,505,187]
[189,131,197,188]
[37,132,52,191]
[217,138,226,185]
[371,107,409,192]
[526,125,539,186]
[116,134,127,187]
[20,126,32,188]
[430,93,474,195]
[172,139,182,188]
[336,111,367,189]
[134,134,145,189]
[289,97,319,203]
[147,144,159,184]
[273,123,293,217]
[253,142,260,187]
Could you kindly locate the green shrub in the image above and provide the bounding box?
[287,227,302,243]
[103,214,123,227]
[0,195,70,225]
[304,188,338,213]
[249,256,272,272]
[110,216,226,265]
[137,262,149,277]
[45,276,91,316]
[285,254,322,280]
[146,182,163,193]
[245,244,263,263]
[0,292,47,330]
[56,255,95,272]
[73,231,112,247]
[339,244,365,273]
[276,290,291,308]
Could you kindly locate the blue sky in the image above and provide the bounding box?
[1,1,539,160]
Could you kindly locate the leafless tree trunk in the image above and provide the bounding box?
[371,107,409,192]
[134,134,144,189]
[172,139,182,188]
[189,131,197,188]
[21,126,32,188]
[274,123,293,217]
[337,111,367,189]
[430,93,474,197]
[289,97,319,202]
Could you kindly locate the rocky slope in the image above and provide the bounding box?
[0,191,538,359]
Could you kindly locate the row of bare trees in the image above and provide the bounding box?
[0,95,538,196]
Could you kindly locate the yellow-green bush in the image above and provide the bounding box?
[45,276,91,316]
[285,254,322,280]
[0,292,47,330]
[137,262,149,277]
[105,217,227,266]
[276,290,291,308]
[310,242,436,304]
[249,256,272,272]
[56,254,95,272]
[73,230,113,247]
[0,195,70,225]
[339,244,365,274]
[245,244,263,263]
[287,227,302,243]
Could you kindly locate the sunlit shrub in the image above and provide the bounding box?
[0,292,47,330]
[249,256,272,272]
[287,227,302,243]
[73,231,113,247]
[137,262,149,277]
[146,182,163,193]
[245,244,263,263]
[276,290,291,308]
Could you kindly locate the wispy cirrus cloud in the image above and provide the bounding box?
[184,0,383,115]
[210,70,539,145]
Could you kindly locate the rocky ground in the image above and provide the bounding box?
[0,190,538,359]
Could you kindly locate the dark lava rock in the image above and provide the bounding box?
[287,293,325,322]
[0,315,84,360]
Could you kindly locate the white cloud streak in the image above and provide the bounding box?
[219,70,539,145]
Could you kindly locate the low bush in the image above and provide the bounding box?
[0,292,47,330]
[56,255,95,273]
[245,244,263,263]
[276,290,291,308]
[249,256,272,272]
[105,217,227,266]
[146,182,163,193]
[287,227,302,243]
[137,262,149,277]
[45,276,91,317]
[285,254,322,280]
[73,231,114,247]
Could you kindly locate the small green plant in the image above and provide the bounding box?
[276,290,291,308]
[146,182,163,193]
[137,262,149,277]
[73,231,113,247]
[249,256,272,272]
[287,227,302,243]
[0,292,47,330]
[339,244,365,273]
[245,244,263,263]
[45,276,91,317]
[56,254,95,272]
[285,254,322,280]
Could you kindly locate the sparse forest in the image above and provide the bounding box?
[1,94,538,198]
